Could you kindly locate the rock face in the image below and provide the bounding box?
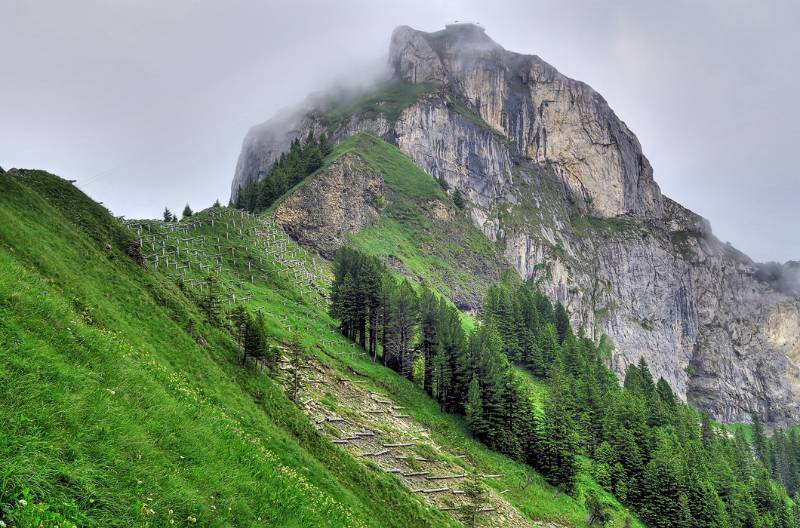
[233,24,800,426]
[274,153,383,259]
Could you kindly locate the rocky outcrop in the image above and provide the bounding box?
[389,24,663,220]
[274,153,383,259]
[233,24,800,426]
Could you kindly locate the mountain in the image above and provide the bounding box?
[232,23,800,427]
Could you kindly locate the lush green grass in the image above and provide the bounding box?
[316,82,435,131]
[0,171,451,528]
[445,99,494,131]
[324,133,506,308]
[568,215,637,238]
[0,168,647,527]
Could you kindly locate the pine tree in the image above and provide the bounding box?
[386,279,418,378]
[163,207,174,222]
[465,376,486,440]
[286,335,304,403]
[182,203,193,219]
[458,477,488,527]
[752,412,768,467]
[535,363,578,491]
[554,301,571,343]
[419,286,440,395]
[318,132,332,157]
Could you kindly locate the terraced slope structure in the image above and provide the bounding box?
[0,170,450,528]
[233,23,800,426]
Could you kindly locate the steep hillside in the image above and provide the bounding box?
[0,170,456,528]
[0,170,647,527]
[232,23,800,426]
[272,133,508,310]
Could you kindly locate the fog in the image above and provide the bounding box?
[1,0,798,262]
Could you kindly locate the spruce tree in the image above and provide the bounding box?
[465,376,486,440]
[535,362,578,491]
[752,412,768,467]
[554,301,571,343]
[182,203,193,219]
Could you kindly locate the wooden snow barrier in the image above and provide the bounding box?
[359,449,391,457]
[402,471,430,477]
[426,474,467,480]
[382,442,414,448]
[412,487,449,494]
[332,439,349,444]
[481,474,503,479]
[392,414,411,418]
[353,431,375,437]
[394,456,430,462]
[364,410,386,414]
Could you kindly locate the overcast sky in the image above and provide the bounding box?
[1,0,798,262]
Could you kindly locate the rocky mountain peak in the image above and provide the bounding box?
[389,24,664,220]
[232,25,800,425]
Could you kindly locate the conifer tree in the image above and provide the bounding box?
[163,207,174,222]
[535,361,578,491]
[182,203,193,219]
[554,301,571,343]
[465,376,486,440]
[452,188,465,209]
[752,412,768,467]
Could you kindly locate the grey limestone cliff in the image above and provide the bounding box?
[232,24,800,426]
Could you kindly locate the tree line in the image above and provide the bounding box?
[233,132,332,214]
[330,246,800,528]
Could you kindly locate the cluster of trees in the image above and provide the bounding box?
[752,414,800,500]
[330,248,578,490]
[233,132,331,214]
[162,204,194,222]
[230,304,279,368]
[330,246,800,528]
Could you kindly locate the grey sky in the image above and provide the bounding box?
[1,1,798,262]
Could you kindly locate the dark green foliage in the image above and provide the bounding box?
[182,203,193,218]
[163,206,175,222]
[329,245,800,527]
[230,305,277,369]
[458,477,489,527]
[234,132,326,214]
[196,275,222,324]
[452,188,465,209]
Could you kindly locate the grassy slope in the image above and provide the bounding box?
[0,171,451,528]
[324,133,506,308]
[0,163,644,526]
[314,82,435,131]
